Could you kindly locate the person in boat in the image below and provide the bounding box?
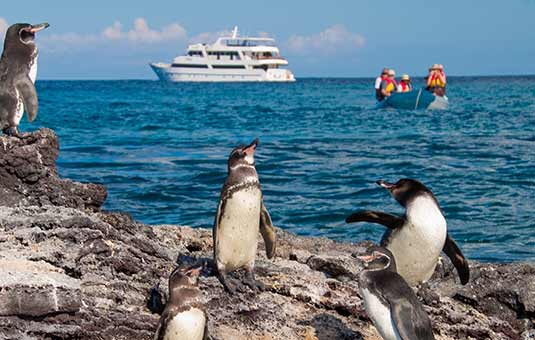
[398,74,412,92]
[375,68,389,101]
[389,69,398,90]
[426,64,447,95]
[376,69,397,102]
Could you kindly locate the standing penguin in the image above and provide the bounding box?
[153,265,208,340]
[359,246,435,340]
[0,22,49,136]
[346,179,469,286]
[213,138,277,293]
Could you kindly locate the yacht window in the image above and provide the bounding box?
[224,39,276,47]
[212,65,246,69]
[172,63,209,68]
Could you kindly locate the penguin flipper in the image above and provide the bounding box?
[16,76,38,122]
[203,315,210,340]
[443,234,470,285]
[153,308,174,340]
[259,201,276,259]
[390,298,435,340]
[213,199,223,258]
[345,211,404,229]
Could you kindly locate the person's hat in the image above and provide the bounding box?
[431,63,440,70]
[437,64,444,70]
[401,74,410,81]
[388,69,396,76]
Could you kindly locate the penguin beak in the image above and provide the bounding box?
[376,180,395,190]
[243,138,259,156]
[30,23,50,33]
[357,254,375,263]
[185,266,203,278]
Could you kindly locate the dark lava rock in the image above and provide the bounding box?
[0,129,107,210]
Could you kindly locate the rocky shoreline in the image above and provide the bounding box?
[0,129,533,340]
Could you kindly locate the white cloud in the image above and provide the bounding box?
[286,25,365,55]
[0,17,9,40]
[40,18,186,50]
[103,18,186,43]
[103,21,122,40]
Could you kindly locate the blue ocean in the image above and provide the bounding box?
[25,77,535,262]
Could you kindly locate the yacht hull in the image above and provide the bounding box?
[150,63,296,82]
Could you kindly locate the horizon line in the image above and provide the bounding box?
[37,73,535,81]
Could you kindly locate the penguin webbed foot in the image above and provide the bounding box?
[243,271,265,293]
[2,126,22,138]
[218,273,247,294]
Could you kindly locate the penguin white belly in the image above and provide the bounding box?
[163,308,206,340]
[14,55,37,126]
[216,186,262,272]
[387,196,447,285]
[361,288,401,340]
[14,89,24,126]
[29,55,38,84]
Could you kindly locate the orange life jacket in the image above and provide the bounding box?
[384,78,395,94]
[429,72,446,88]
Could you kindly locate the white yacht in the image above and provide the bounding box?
[150,27,295,82]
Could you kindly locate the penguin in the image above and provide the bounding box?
[153,265,208,340]
[358,246,436,340]
[346,179,469,286]
[0,22,49,137]
[213,138,277,293]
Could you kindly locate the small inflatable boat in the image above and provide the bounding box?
[377,89,448,110]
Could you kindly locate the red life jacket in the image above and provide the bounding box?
[375,75,390,101]
[399,82,411,92]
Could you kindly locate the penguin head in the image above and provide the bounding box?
[167,264,203,305]
[5,22,50,47]
[376,178,432,207]
[169,265,202,290]
[228,138,259,171]
[3,23,49,55]
[358,246,397,272]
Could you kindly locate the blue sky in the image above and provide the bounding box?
[1,0,535,79]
